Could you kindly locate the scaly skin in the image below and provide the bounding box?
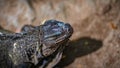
[0,20,73,68]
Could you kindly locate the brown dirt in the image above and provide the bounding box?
[0,0,120,68]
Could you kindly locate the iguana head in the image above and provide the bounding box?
[41,20,73,56]
[18,19,73,59]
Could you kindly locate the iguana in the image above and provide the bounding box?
[0,20,73,68]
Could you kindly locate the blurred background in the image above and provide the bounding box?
[0,0,120,68]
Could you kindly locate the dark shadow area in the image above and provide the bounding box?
[55,37,103,68]
[0,26,3,29]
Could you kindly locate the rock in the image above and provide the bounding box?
[0,0,35,32]
[0,0,120,68]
